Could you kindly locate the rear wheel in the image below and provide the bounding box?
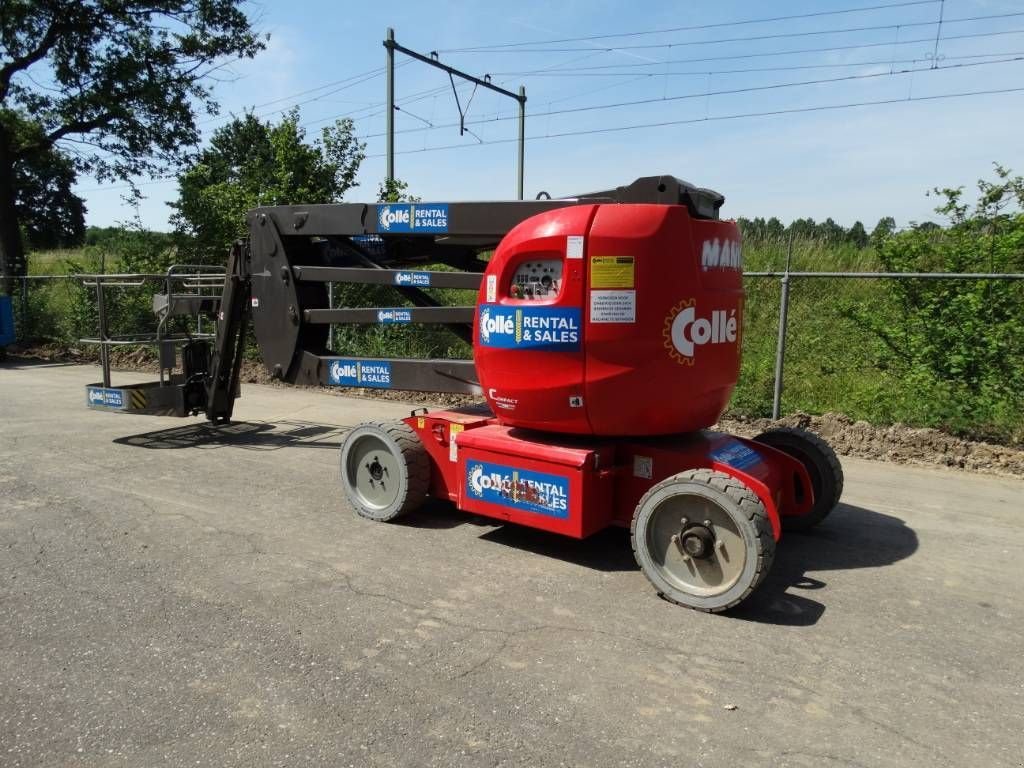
[339,421,429,521]
[631,469,775,612]
[753,427,843,531]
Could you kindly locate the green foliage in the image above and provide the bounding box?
[21,223,175,343]
[839,165,1024,440]
[171,110,365,261]
[0,0,264,181]
[730,166,1024,443]
[377,177,420,203]
[8,114,85,249]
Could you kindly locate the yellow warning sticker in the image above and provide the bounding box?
[417,416,425,429]
[590,256,635,289]
[449,423,464,462]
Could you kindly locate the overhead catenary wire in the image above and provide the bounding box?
[358,56,1024,140]
[364,85,1024,158]
[296,25,1024,139]
[75,4,1024,194]
[439,0,941,50]
[440,11,1024,54]
[79,50,1024,194]
[78,80,1024,193]
[491,50,1024,78]
[196,65,395,128]
[489,27,1024,74]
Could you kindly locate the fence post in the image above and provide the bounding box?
[327,281,333,352]
[771,233,794,420]
[19,276,28,341]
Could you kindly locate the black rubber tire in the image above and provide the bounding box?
[752,427,844,531]
[631,469,775,613]
[339,420,430,522]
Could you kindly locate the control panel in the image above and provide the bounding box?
[509,259,563,300]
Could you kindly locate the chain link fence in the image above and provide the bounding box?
[6,268,1024,442]
[739,271,1024,442]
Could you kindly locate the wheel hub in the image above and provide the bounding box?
[679,524,715,559]
[366,455,386,483]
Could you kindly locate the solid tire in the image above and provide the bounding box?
[631,469,775,613]
[752,427,844,531]
[339,420,429,522]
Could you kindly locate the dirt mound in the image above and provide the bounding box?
[716,412,1024,477]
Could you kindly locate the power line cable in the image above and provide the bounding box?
[365,85,1024,158]
[81,79,1024,192]
[360,56,1024,139]
[492,27,1024,73]
[440,0,940,51]
[490,50,1023,78]
[197,66,392,128]
[442,11,1024,53]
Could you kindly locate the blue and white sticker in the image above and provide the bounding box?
[467,461,570,518]
[376,309,412,324]
[326,359,392,388]
[710,441,762,470]
[393,271,431,287]
[377,203,449,233]
[86,386,125,408]
[478,304,581,350]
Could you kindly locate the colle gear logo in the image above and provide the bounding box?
[663,299,739,366]
[663,299,697,366]
[468,464,487,497]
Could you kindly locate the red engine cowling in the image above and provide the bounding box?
[473,203,743,436]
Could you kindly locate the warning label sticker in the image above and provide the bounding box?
[590,290,636,323]
[590,256,635,289]
[449,423,464,463]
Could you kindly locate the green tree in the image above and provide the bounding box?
[15,138,85,250]
[377,177,419,203]
[171,110,365,260]
[788,217,817,239]
[764,217,786,240]
[816,217,846,243]
[0,0,264,290]
[870,216,897,246]
[846,220,868,248]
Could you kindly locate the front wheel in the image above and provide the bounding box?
[339,421,430,521]
[631,469,775,613]
[753,427,843,531]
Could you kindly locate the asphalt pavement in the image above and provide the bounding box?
[1,361,1022,767]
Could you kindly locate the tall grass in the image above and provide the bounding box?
[19,238,1022,443]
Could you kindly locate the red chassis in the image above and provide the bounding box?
[406,409,814,542]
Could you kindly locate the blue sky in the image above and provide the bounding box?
[73,0,1024,231]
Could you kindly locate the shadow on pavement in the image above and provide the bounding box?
[113,420,351,451]
[422,501,918,621]
[478,523,639,571]
[0,356,83,369]
[729,502,918,626]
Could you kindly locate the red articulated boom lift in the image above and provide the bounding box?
[85,175,843,612]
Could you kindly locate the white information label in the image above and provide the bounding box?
[486,274,497,302]
[590,289,636,323]
[566,235,585,259]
